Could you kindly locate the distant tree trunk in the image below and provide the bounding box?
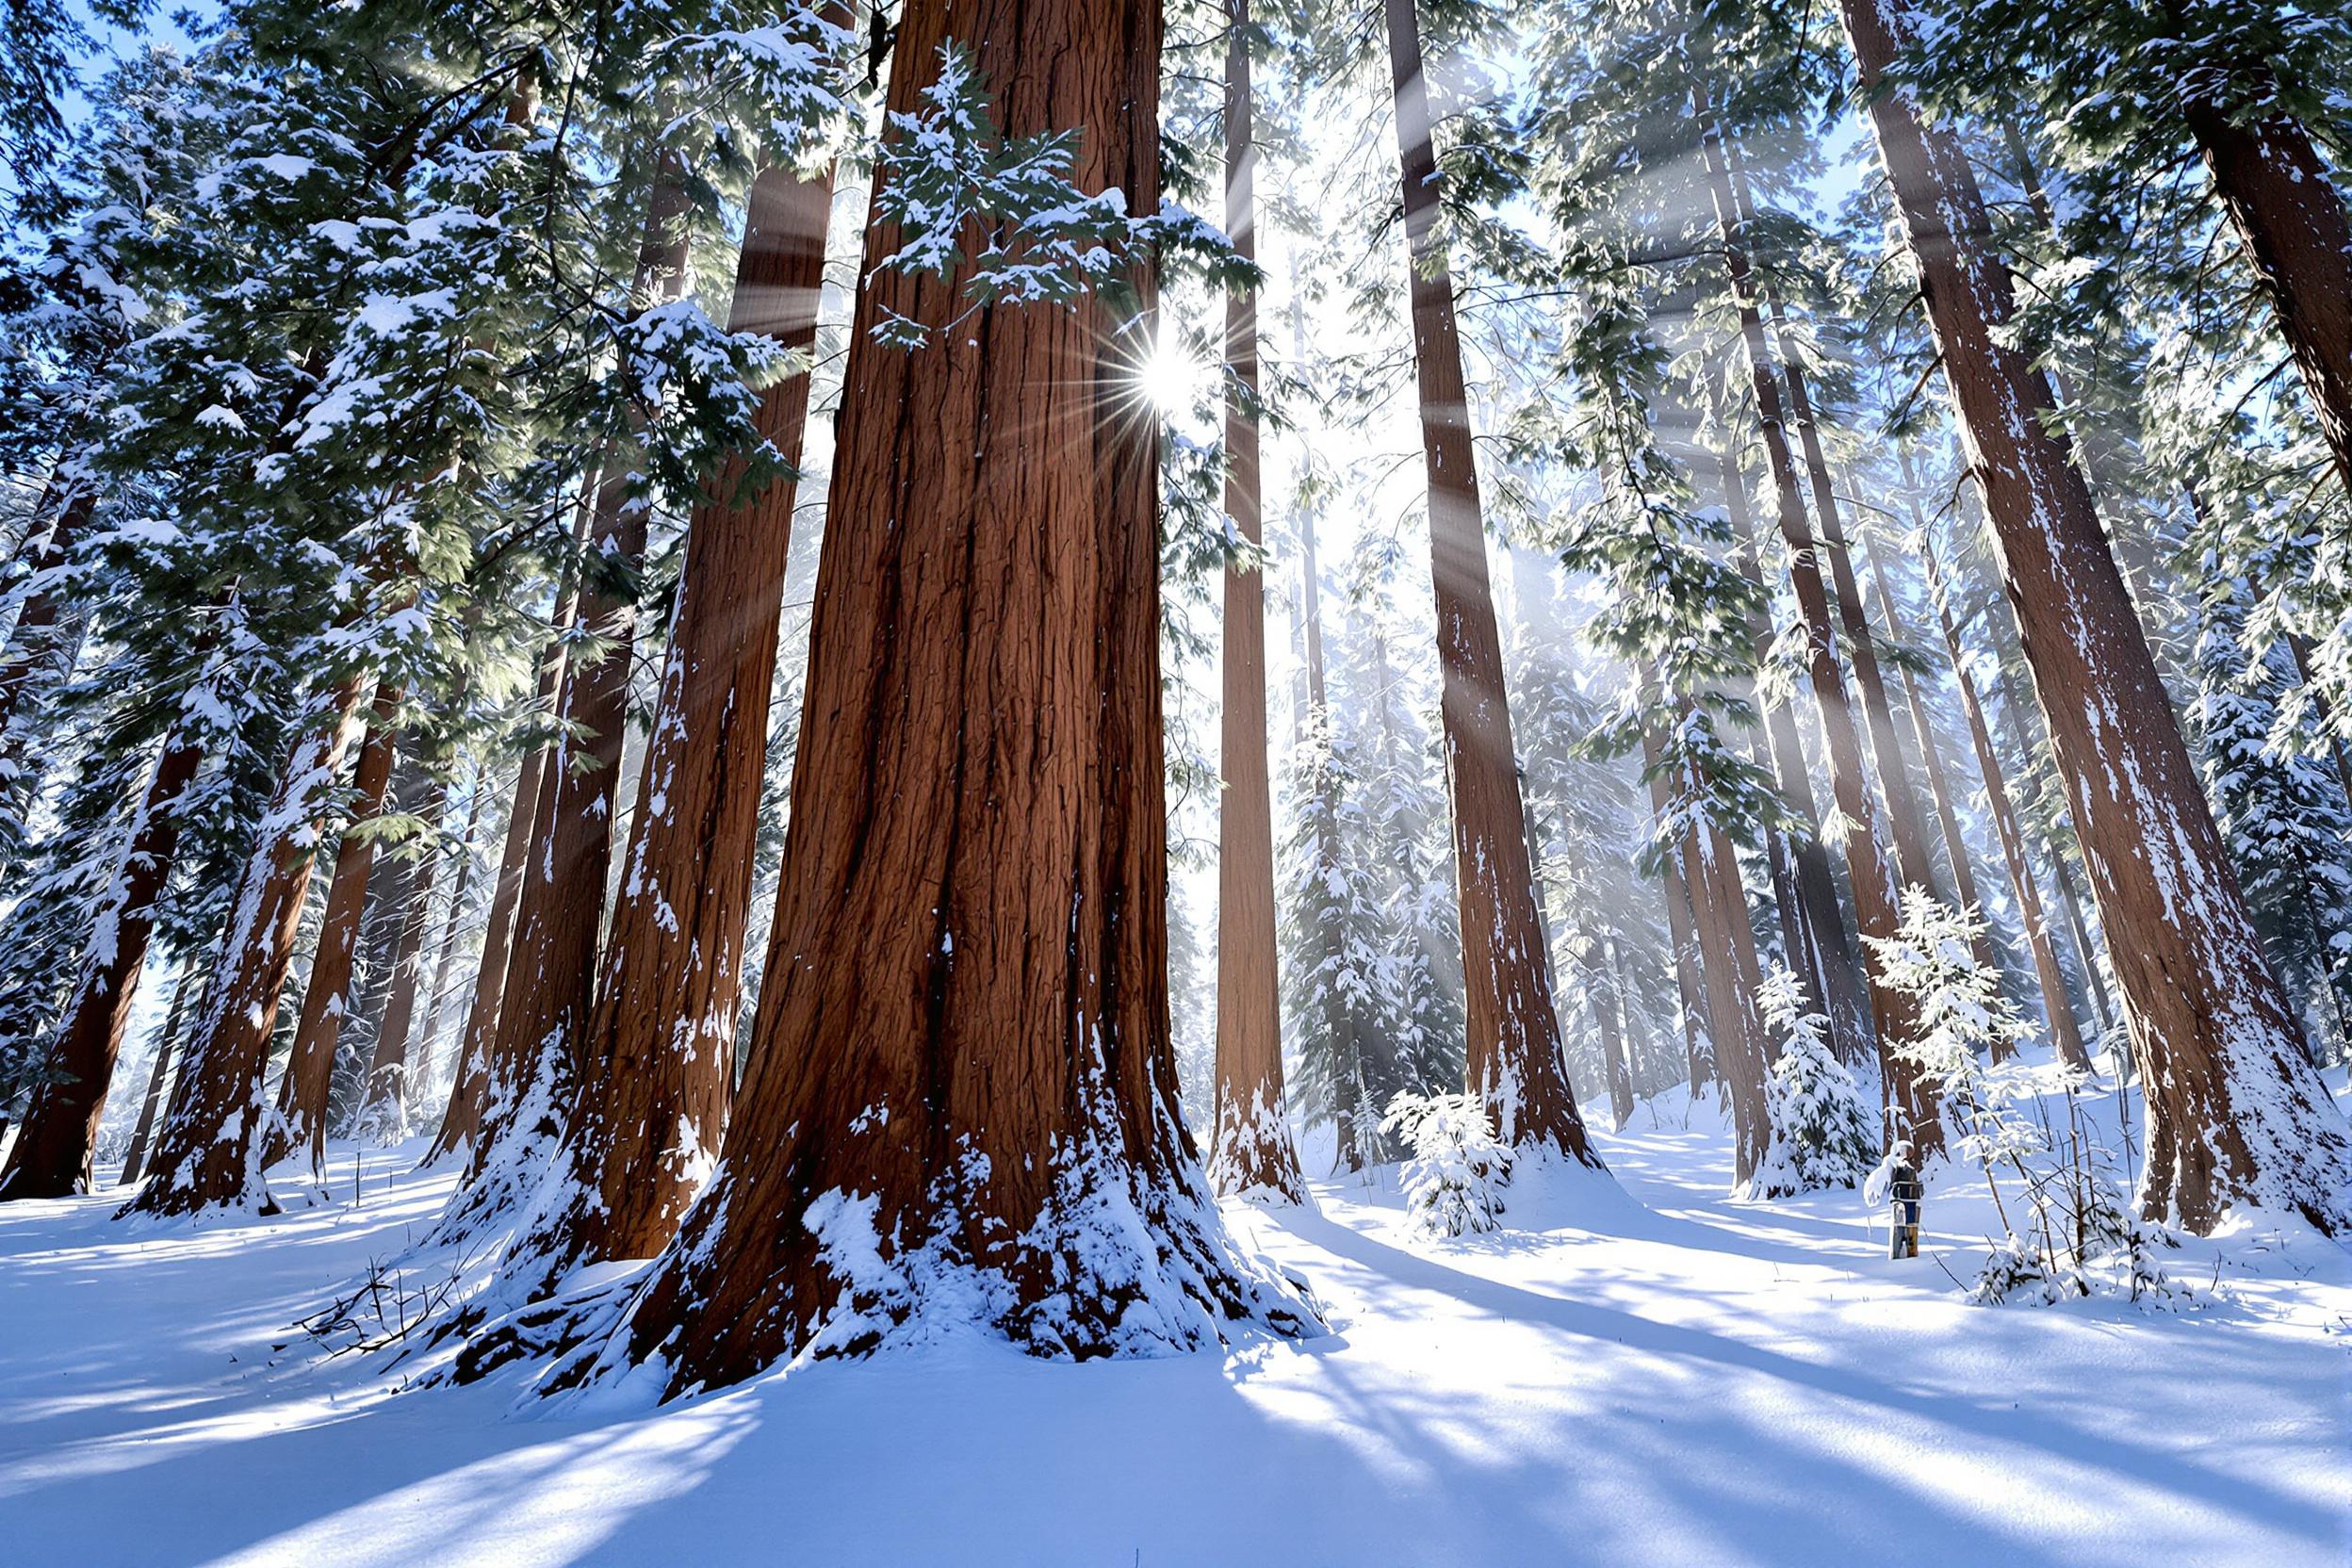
[1596,939,1635,1128]
[1639,728,1713,1091]
[270,681,401,1171]
[1839,0,2352,1231]
[2180,83,2352,502]
[0,719,207,1200]
[423,514,590,1170]
[1651,699,1771,1184]
[527,151,839,1282]
[1695,103,1932,1154]
[412,766,485,1103]
[1856,531,2003,987]
[1762,295,1948,917]
[596,0,1313,1396]
[126,670,374,1217]
[361,776,448,1140]
[1297,493,1364,1168]
[462,172,689,1210]
[1900,507,2088,1069]
[1384,0,1595,1162]
[118,962,199,1188]
[1715,443,1875,1065]
[1209,0,1304,1203]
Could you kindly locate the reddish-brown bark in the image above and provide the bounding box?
[117,963,199,1188]
[1209,0,1304,1203]
[126,671,373,1217]
[2182,86,2352,503]
[270,681,402,1170]
[361,777,448,1139]
[1839,0,2352,1230]
[604,0,1312,1393]
[540,154,838,1274]
[1694,106,1935,1154]
[1716,444,1876,1066]
[0,723,204,1200]
[465,178,689,1199]
[1384,0,1594,1161]
[1907,507,2091,1070]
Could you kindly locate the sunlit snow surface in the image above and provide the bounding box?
[2,1077,2346,1567]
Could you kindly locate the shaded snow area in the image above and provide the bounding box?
[4,1085,2348,1567]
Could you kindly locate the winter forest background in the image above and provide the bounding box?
[0,0,2347,1561]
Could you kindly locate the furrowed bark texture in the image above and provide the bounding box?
[612,0,1311,1394]
[1384,0,1595,1161]
[465,178,688,1201]
[270,682,402,1170]
[549,154,836,1274]
[1841,0,2352,1231]
[1209,0,1304,1204]
[127,672,373,1217]
[2182,83,2352,503]
[0,726,204,1200]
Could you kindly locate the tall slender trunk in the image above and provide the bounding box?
[0,718,207,1200]
[1209,0,1303,1202]
[1383,0,1594,1162]
[1856,531,2003,985]
[118,962,199,1187]
[1838,0,2352,1231]
[360,776,448,1140]
[1297,493,1364,1168]
[528,151,841,1280]
[1646,752,1712,1093]
[424,498,592,1169]
[600,0,1313,1395]
[270,680,402,1170]
[1898,486,2087,1068]
[1987,659,2120,1038]
[1716,443,1875,1064]
[1695,100,1931,1152]
[2180,78,2352,502]
[413,766,485,1103]
[464,172,690,1201]
[126,670,374,1217]
[1595,938,1634,1128]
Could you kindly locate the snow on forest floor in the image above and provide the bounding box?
[3,1083,2348,1568]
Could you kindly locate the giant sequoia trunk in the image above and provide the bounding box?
[516,153,839,1285]
[126,671,374,1217]
[1839,0,2352,1232]
[458,176,688,1217]
[2180,80,2352,503]
[1383,0,1595,1162]
[598,1,1314,1393]
[0,723,205,1200]
[1695,106,1933,1153]
[1208,0,1304,1203]
[270,681,402,1170]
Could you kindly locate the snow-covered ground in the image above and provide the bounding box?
[3,1087,2347,1568]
